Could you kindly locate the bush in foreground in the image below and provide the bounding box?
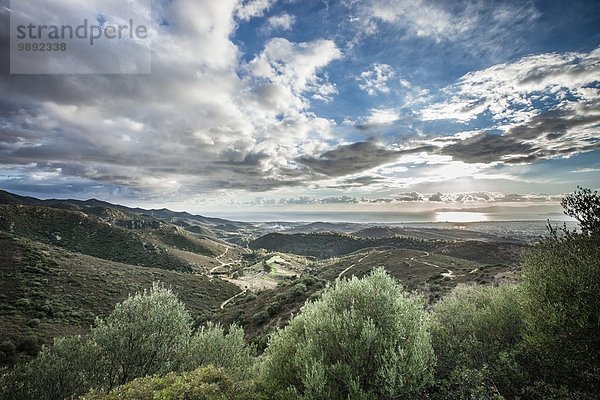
[520,230,600,392]
[81,365,266,400]
[0,335,97,400]
[182,322,257,380]
[262,268,434,400]
[92,282,192,387]
[429,284,525,399]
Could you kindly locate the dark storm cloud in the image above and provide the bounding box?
[342,175,385,186]
[0,0,349,199]
[298,141,436,177]
[442,101,600,164]
[508,107,600,141]
[441,132,533,163]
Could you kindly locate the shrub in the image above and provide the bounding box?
[182,323,256,380]
[92,282,192,386]
[81,366,266,400]
[262,268,434,399]
[267,301,283,316]
[560,187,600,235]
[26,318,41,327]
[0,335,97,400]
[519,232,600,391]
[17,335,40,355]
[0,340,16,358]
[429,284,524,398]
[252,311,269,325]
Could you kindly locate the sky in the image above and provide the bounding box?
[0,0,599,219]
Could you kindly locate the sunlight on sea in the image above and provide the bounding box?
[435,212,489,223]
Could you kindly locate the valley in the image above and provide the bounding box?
[0,189,530,359]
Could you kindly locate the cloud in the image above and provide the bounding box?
[0,0,596,206]
[422,47,600,123]
[422,47,600,165]
[395,191,423,201]
[346,0,540,58]
[357,63,395,96]
[438,102,600,165]
[507,107,600,141]
[248,37,342,102]
[364,108,400,126]
[266,13,296,31]
[236,0,275,21]
[340,175,386,187]
[441,132,533,163]
[245,190,563,207]
[368,0,478,40]
[344,108,401,129]
[297,141,436,177]
[0,1,343,198]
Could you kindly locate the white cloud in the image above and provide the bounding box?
[366,108,400,125]
[423,47,600,123]
[236,0,276,21]
[369,0,478,41]
[248,37,342,98]
[311,81,338,102]
[0,1,344,198]
[357,63,395,96]
[345,0,540,58]
[267,12,296,31]
[341,107,401,128]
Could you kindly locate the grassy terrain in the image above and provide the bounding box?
[0,190,529,365]
[213,274,327,349]
[0,233,240,364]
[0,205,193,271]
[250,231,525,265]
[212,243,521,347]
[0,205,235,272]
[249,232,436,258]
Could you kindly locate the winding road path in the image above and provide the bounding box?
[409,250,441,268]
[338,252,373,279]
[220,288,248,309]
[209,246,232,273]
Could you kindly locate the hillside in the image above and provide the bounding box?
[0,233,240,362]
[0,189,249,229]
[249,232,436,258]
[0,189,530,365]
[0,205,207,272]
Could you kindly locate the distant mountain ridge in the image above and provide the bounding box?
[0,189,247,228]
[0,189,249,272]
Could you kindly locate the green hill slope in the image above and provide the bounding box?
[0,233,240,363]
[249,232,435,258]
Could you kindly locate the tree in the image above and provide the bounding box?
[561,186,600,235]
[519,231,599,392]
[0,335,96,400]
[182,322,256,380]
[430,284,525,399]
[92,282,192,386]
[520,187,600,393]
[262,268,434,400]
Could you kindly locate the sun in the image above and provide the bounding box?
[435,212,489,223]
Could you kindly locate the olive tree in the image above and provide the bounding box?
[92,282,192,386]
[520,231,599,391]
[182,322,257,380]
[0,335,97,400]
[430,284,524,399]
[561,186,600,236]
[262,268,434,400]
